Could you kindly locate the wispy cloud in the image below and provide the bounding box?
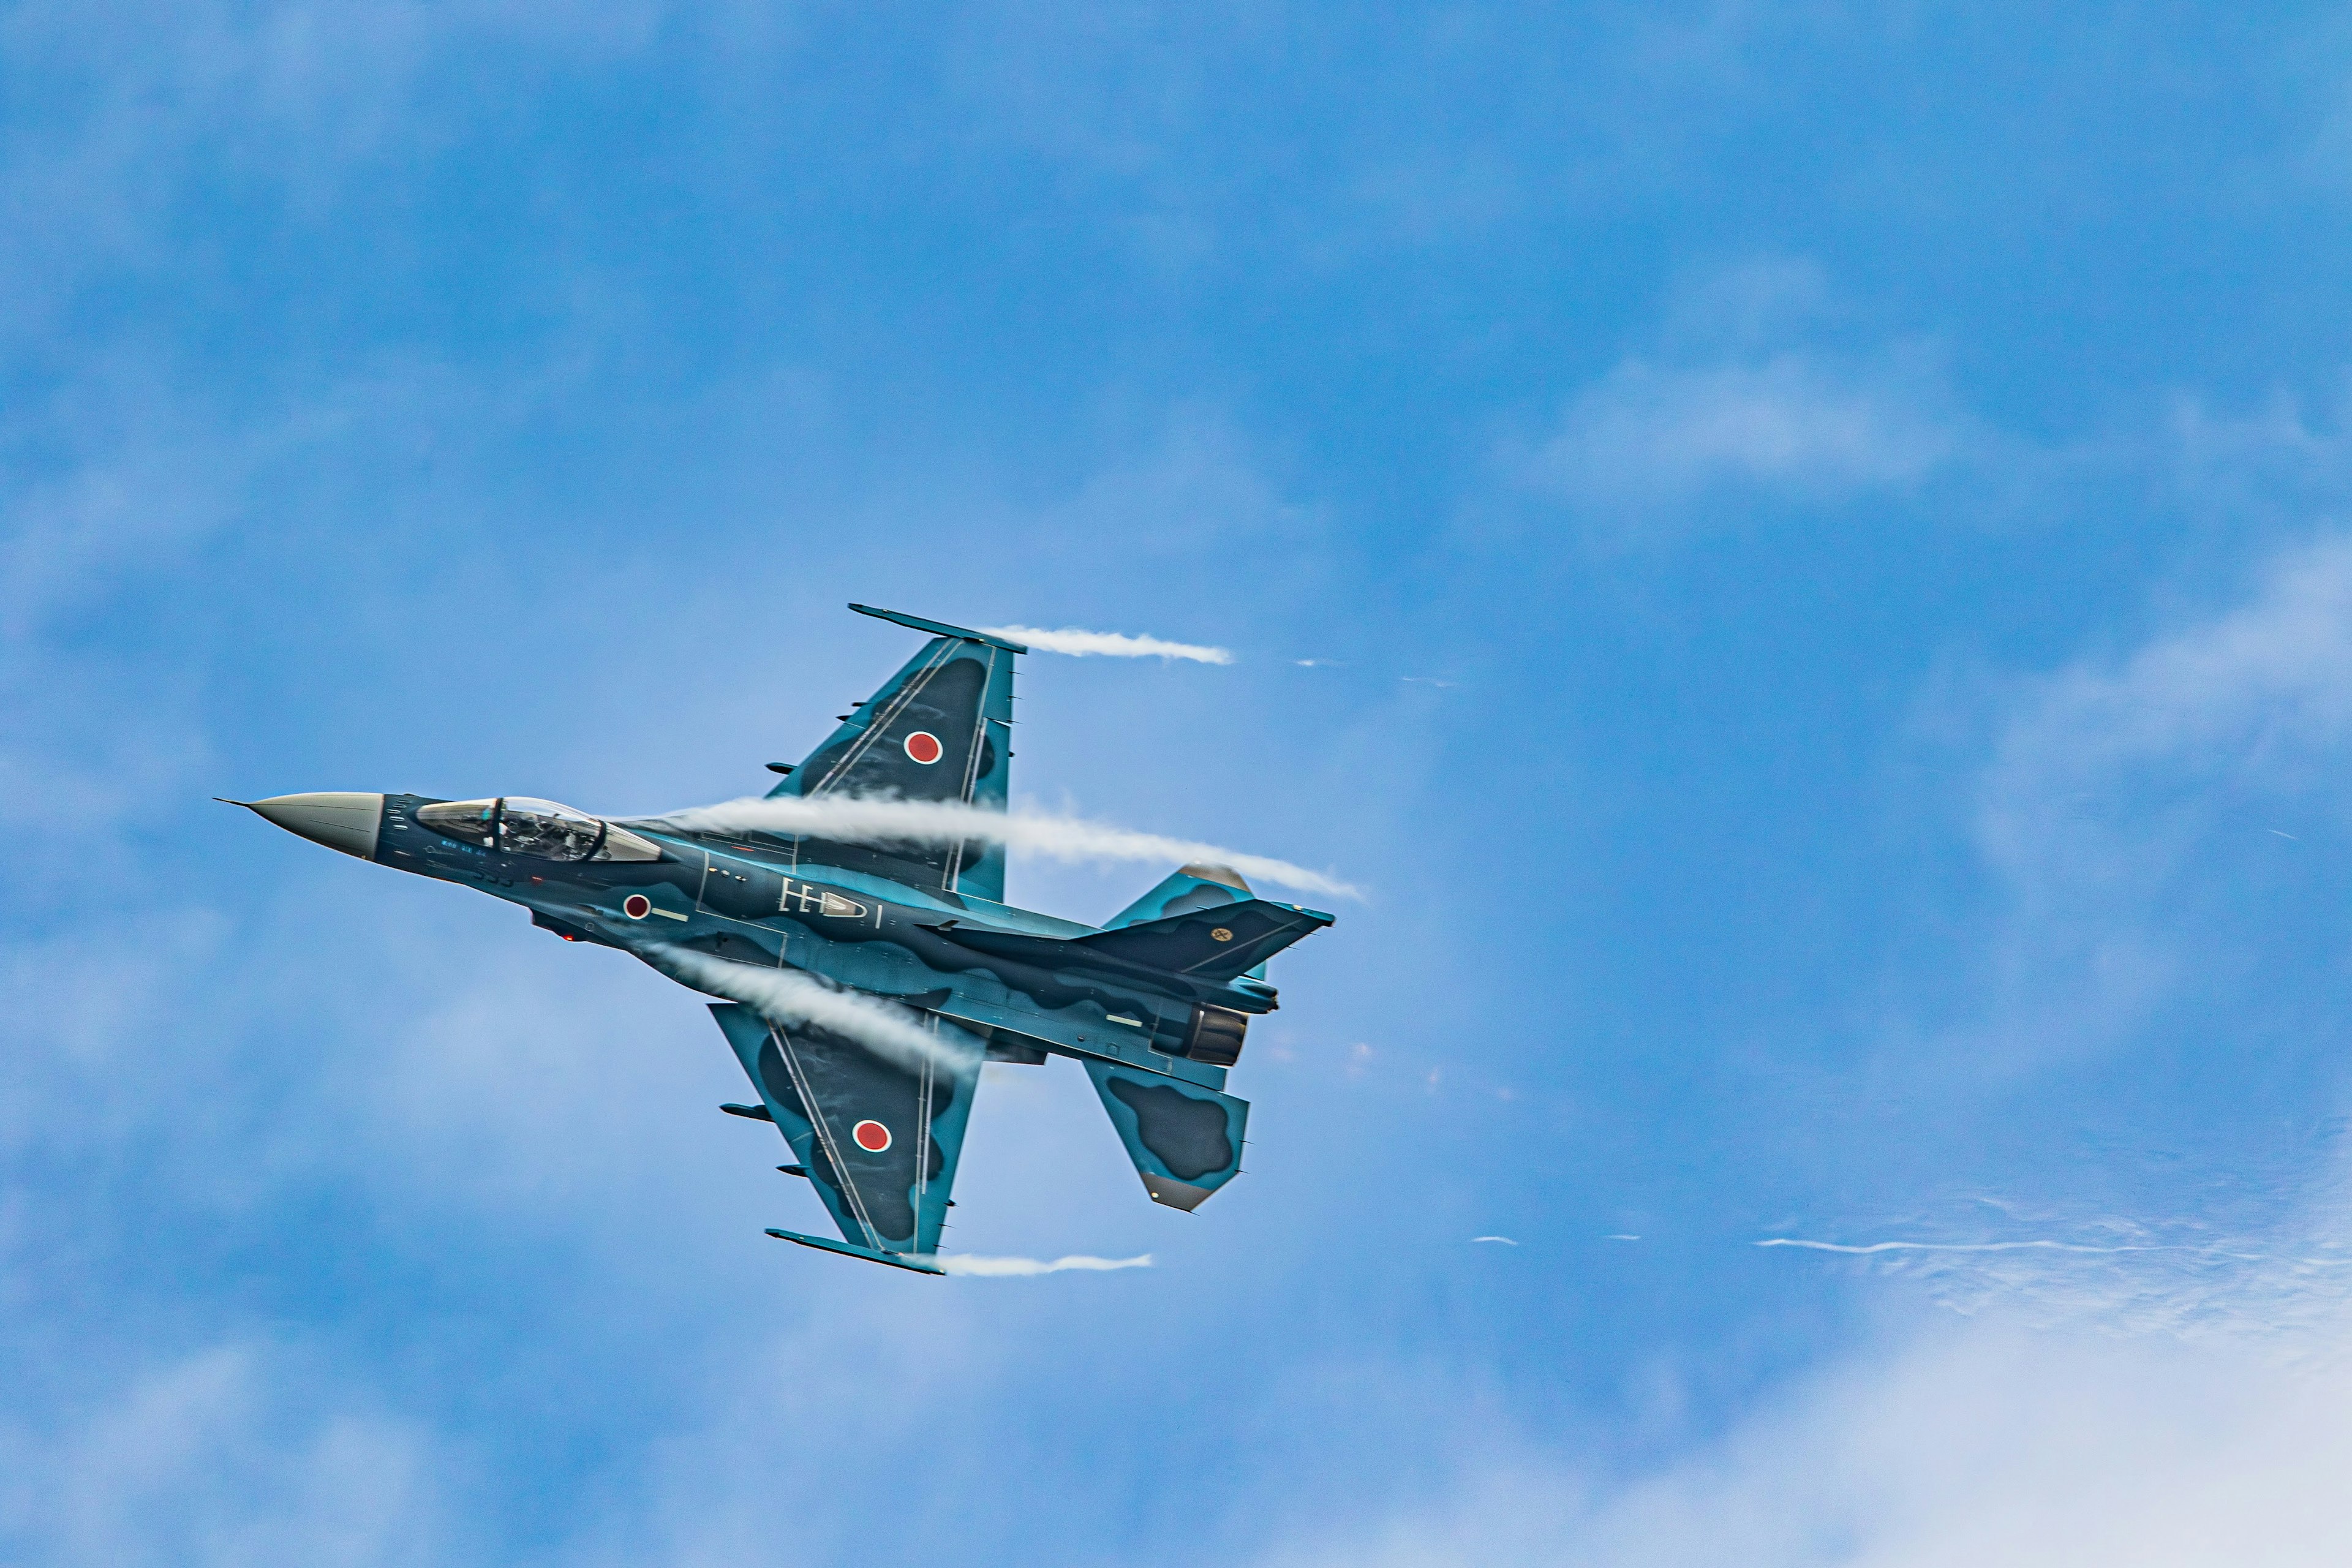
[982,624,1233,663]
[1247,1322,2352,1568]
[0,1,662,355]
[646,794,1359,899]
[1519,350,1962,511]
[1500,260,1976,534]
[1960,532,2352,1071]
[1763,1164,2352,1351]
[1817,533,2352,1343]
[1758,1237,2190,1256]
[1984,534,2352,816]
[0,1343,444,1567]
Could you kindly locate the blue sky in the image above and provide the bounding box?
[9,2,2352,1562]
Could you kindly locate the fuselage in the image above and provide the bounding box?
[260,790,1267,1091]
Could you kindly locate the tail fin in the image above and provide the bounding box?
[1079,898,1333,981]
[1085,1059,1248,1210]
[1094,862,1332,981]
[1106,862,1253,929]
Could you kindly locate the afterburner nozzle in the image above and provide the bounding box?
[231,793,386,859]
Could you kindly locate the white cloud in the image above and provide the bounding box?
[1964,532,2352,1028]
[1499,256,1983,530]
[1766,533,2352,1341]
[1987,535,2352,802]
[1036,405,1323,559]
[0,0,664,338]
[1520,349,1962,512]
[1967,532,2352,1069]
[1250,1323,2352,1567]
[1749,529,2352,1349]
[0,1344,443,1567]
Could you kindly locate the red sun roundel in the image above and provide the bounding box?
[851,1119,892,1153]
[902,731,943,765]
[622,894,650,919]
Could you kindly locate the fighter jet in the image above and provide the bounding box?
[230,605,1335,1273]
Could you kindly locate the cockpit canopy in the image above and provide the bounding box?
[413,797,663,862]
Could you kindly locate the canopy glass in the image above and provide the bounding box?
[413,797,662,862]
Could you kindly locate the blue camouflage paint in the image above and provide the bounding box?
[241,606,1334,1267]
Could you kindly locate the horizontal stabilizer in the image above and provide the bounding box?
[1085,1060,1249,1210]
[1080,898,1333,981]
[927,897,1330,984]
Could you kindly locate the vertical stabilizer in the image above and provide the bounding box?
[1105,862,1251,930]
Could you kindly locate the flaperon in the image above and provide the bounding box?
[229,603,1334,1273]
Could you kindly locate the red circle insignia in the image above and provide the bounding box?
[851,1119,892,1153]
[902,731,943,764]
[622,894,651,919]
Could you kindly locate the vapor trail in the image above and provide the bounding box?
[644,943,971,1074]
[1756,1237,2186,1256]
[935,1253,1155,1276]
[981,625,1232,664]
[646,795,1359,900]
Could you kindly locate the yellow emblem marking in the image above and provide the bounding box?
[1210,927,1234,942]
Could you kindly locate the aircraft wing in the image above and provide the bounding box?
[709,1003,984,1267]
[766,606,1021,902]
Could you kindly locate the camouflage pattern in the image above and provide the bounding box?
[237,605,1335,1270]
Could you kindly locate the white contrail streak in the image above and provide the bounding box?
[1755,1238,2185,1256]
[981,625,1233,664]
[646,795,1359,900]
[935,1253,1155,1276]
[644,944,970,1074]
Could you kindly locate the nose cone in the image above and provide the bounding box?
[241,793,385,859]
